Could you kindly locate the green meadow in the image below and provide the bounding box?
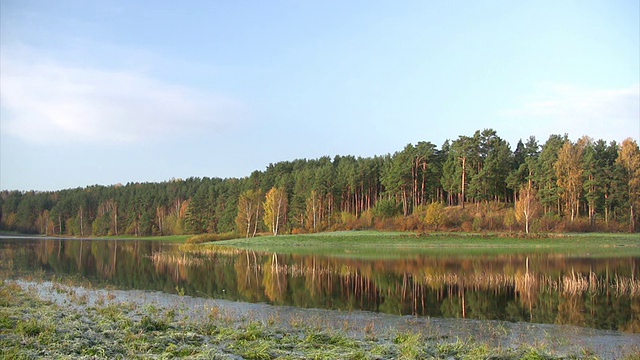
[210,231,640,258]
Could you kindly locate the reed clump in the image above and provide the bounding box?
[148,252,206,266]
[419,271,640,298]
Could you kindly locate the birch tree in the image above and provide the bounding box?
[263,187,288,236]
[236,189,263,238]
[515,184,540,234]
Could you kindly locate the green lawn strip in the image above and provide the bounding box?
[1,280,622,359]
[211,231,640,258]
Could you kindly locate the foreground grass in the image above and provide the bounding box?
[1,281,620,360]
[212,231,640,258]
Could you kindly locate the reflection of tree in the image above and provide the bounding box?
[234,251,263,302]
[440,288,463,318]
[5,240,640,332]
[556,296,586,326]
[262,254,288,304]
[621,301,640,332]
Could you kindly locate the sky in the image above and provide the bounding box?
[1,1,639,191]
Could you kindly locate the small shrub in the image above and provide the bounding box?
[393,216,410,231]
[424,203,446,230]
[604,220,624,232]
[565,218,594,232]
[373,217,395,231]
[340,212,358,231]
[373,199,399,219]
[503,208,517,231]
[291,227,306,235]
[406,214,424,232]
[357,209,374,229]
[472,215,483,232]
[539,212,561,232]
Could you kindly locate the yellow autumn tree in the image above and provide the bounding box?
[263,187,288,236]
[554,139,585,221]
[616,138,640,232]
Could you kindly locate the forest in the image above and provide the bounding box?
[1,129,639,236]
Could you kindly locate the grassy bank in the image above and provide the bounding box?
[2,280,629,360]
[212,231,640,258]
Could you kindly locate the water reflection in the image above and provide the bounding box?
[1,238,638,332]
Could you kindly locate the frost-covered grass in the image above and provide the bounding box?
[3,280,636,359]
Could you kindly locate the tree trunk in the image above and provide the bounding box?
[461,157,466,209]
[402,187,408,216]
[79,206,84,237]
[114,203,118,236]
[605,193,609,224]
[245,205,252,238]
[252,205,259,237]
[313,195,317,231]
[421,162,427,206]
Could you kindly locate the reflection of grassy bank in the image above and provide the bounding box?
[3,281,637,359]
[158,245,640,298]
[213,231,640,258]
[1,234,191,242]
[100,234,190,242]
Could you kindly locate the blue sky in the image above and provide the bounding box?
[1,1,639,191]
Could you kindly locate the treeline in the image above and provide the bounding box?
[2,129,639,236]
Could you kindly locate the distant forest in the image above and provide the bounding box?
[2,129,639,236]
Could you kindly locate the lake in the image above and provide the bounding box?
[1,237,638,333]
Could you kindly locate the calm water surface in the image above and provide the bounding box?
[1,237,638,332]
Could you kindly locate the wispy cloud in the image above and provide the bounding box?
[503,83,640,142]
[0,46,244,145]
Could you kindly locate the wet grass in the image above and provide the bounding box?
[3,280,629,360]
[212,231,640,258]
